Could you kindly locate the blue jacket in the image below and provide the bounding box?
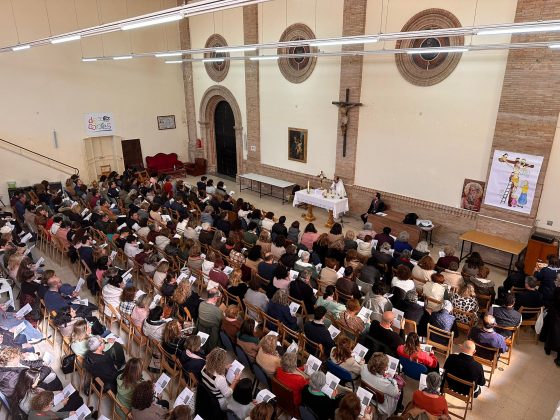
[266,302,298,331]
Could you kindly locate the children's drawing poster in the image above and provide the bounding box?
[483,150,543,214]
[85,113,115,135]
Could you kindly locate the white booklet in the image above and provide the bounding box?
[15,303,32,318]
[177,272,189,284]
[321,372,340,398]
[439,251,445,259]
[286,341,298,353]
[357,307,373,323]
[386,355,399,377]
[20,233,32,243]
[289,270,299,281]
[11,322,26,337]
[392,308,404,329]
[104,333,125,345]
[419,373,428,391]
[420,344,433,353]
[67,404,91,420]
[173,387,194,408]
[289,302,300,316]
[352,343,368,362]
[255,389,276,403]
[356,386,373,415]
[197,331,209,346]
[305,354,322,375]
[154,373,171,395]
[328,325,340,339]
[75,277,85,293]
[53,383,75,406]
[223,266,234,276]
[226,360,244,384]
[34,257,45,269]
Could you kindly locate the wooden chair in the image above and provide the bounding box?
[107,390,131,420]
[221,287,243,312]
[404,319,417,336]
[493,325,517,366]
[243,300,264,322]
[426,323,454,359]
[472,342,500,387]
[453,308,477,337]
[271,376,299,418]
[301,334,325,361]
[443,373,475,420]
[260,310,281,334]
[287,295,308,323]
[334,289,353,304]
[476,294,492,316]
[360,380,385,408]
[518,306,543,343]
[87,377,107,411]
[155,342,182,399]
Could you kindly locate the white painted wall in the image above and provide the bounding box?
[189,7,248,160]
[355,0,519,207]
[0,0,187,198]
[258,0,343,178]
[536,117,560,232]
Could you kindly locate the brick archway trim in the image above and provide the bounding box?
[199,85,244,176]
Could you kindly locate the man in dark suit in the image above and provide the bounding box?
[257,253,278,281]
[443,340,485,398]
[515,276,544,312]
[489,293,522,337]
[304,306,335,356]
[289,269,316,314]
[361,192,386,223]
[368,311,404,354]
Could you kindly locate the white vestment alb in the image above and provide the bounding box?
[331,179,347,198]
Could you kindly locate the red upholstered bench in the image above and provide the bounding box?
[145,153,185,176]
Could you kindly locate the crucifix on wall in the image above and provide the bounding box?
[332,88,363,157]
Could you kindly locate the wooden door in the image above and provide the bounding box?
[214,101,237,178]
[121,139,144,171]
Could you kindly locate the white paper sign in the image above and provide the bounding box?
[15,303,32,318]
[321,372,340,398]
[286,341,298,353]
[226,360,244,384]
[85,112,115,135]
[154,373,171,395]
[174,387,194,408]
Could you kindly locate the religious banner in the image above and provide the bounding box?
[85,112,115,135]
[460,179,485,212]
[483,150,544,214]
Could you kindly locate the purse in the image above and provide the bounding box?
[61,353,76,374]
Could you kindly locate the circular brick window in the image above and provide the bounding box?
[395,9,464,86]
[277,24,317,84]
[204,34,230,82]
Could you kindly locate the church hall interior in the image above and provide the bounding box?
[1,0,560,419]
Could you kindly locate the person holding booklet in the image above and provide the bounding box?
[130,380,169,420]
[368,311,404,355]
[304,306,336,356]
[405,372,449,418]
[256,335,282,376]
[274,352,308,408]
[397,333,439,371]
[360,352,404,417]
[330,335,364,379]
[28,390,93,420]
[201,348,241,409]
[301,371,341,419]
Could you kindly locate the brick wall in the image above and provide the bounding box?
[243,5,261,164]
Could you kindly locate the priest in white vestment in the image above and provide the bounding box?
[331,176,347,198]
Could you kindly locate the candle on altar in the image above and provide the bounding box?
[307,180,310,193]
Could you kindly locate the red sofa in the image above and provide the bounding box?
[145,153,185,175]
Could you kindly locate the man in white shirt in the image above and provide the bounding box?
[330,176,347,198]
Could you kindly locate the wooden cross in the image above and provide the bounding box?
[332,88,363,157]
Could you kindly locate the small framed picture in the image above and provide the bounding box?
[157,115,176,130]
[288,127,307,163]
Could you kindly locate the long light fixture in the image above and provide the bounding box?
[155,52,183,58]
[113,55,132,60]
[165,60,184,64]
[478,23,560,36]
[407,47,469,54]
[202,58,224,63]
[214,46,257,53]
[549,44,560,49]
[249,55,279,60]
[121,13,183,31]
[12,45,30,52]
[82,58,97,62]
[51,35,81,44]
[310,37,378,47]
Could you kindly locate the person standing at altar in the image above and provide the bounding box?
[330,176,347,198]
[361,192,386,223]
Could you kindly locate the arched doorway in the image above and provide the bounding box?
[214,101,237,178]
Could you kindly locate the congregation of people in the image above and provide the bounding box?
[0,169,559,420]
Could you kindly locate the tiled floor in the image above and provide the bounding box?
[9,173,559,419]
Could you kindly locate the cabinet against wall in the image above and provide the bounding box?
[84,136,124,182]
[524,238,559,275]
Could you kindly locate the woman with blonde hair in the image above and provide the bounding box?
[330,335,363,378]
[344,230,358,252]
[211,230,225,251]
[227,269,248,299]
[451,283,479,324]
[187,243,204,271]
[162,320,186,357]
[171,281,200,321]
[7,253,24,282]
[255,334,281,376]
[360,352,402,417]
[152,261,169,288]
[117,358,147,409]
[256,230,272,257]
[266,289,298,331]
[131,294,150,328]
[201,348,241,408]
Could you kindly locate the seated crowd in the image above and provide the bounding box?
[0,170,558,420]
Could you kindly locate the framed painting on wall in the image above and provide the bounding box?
[157,115,176,130]
[288,127,307,163]
[460,179,485,212]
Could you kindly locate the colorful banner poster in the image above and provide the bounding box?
[85,113,115,135]
[483,150,543,214]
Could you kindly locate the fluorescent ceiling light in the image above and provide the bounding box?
[310,38,378,47]
[549,44,560,49]
[113,55,133,60]
[165,60,183,64]
[214,46,257,53]
[202,58,224,63]
[82,58,98,62]
[51,35,81,44]
[121,13,183,31]
[155,52,183,58]
[478,24,560,35]
[250,55,279,60]
[12,45,30,51]
[407,48,468,54]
